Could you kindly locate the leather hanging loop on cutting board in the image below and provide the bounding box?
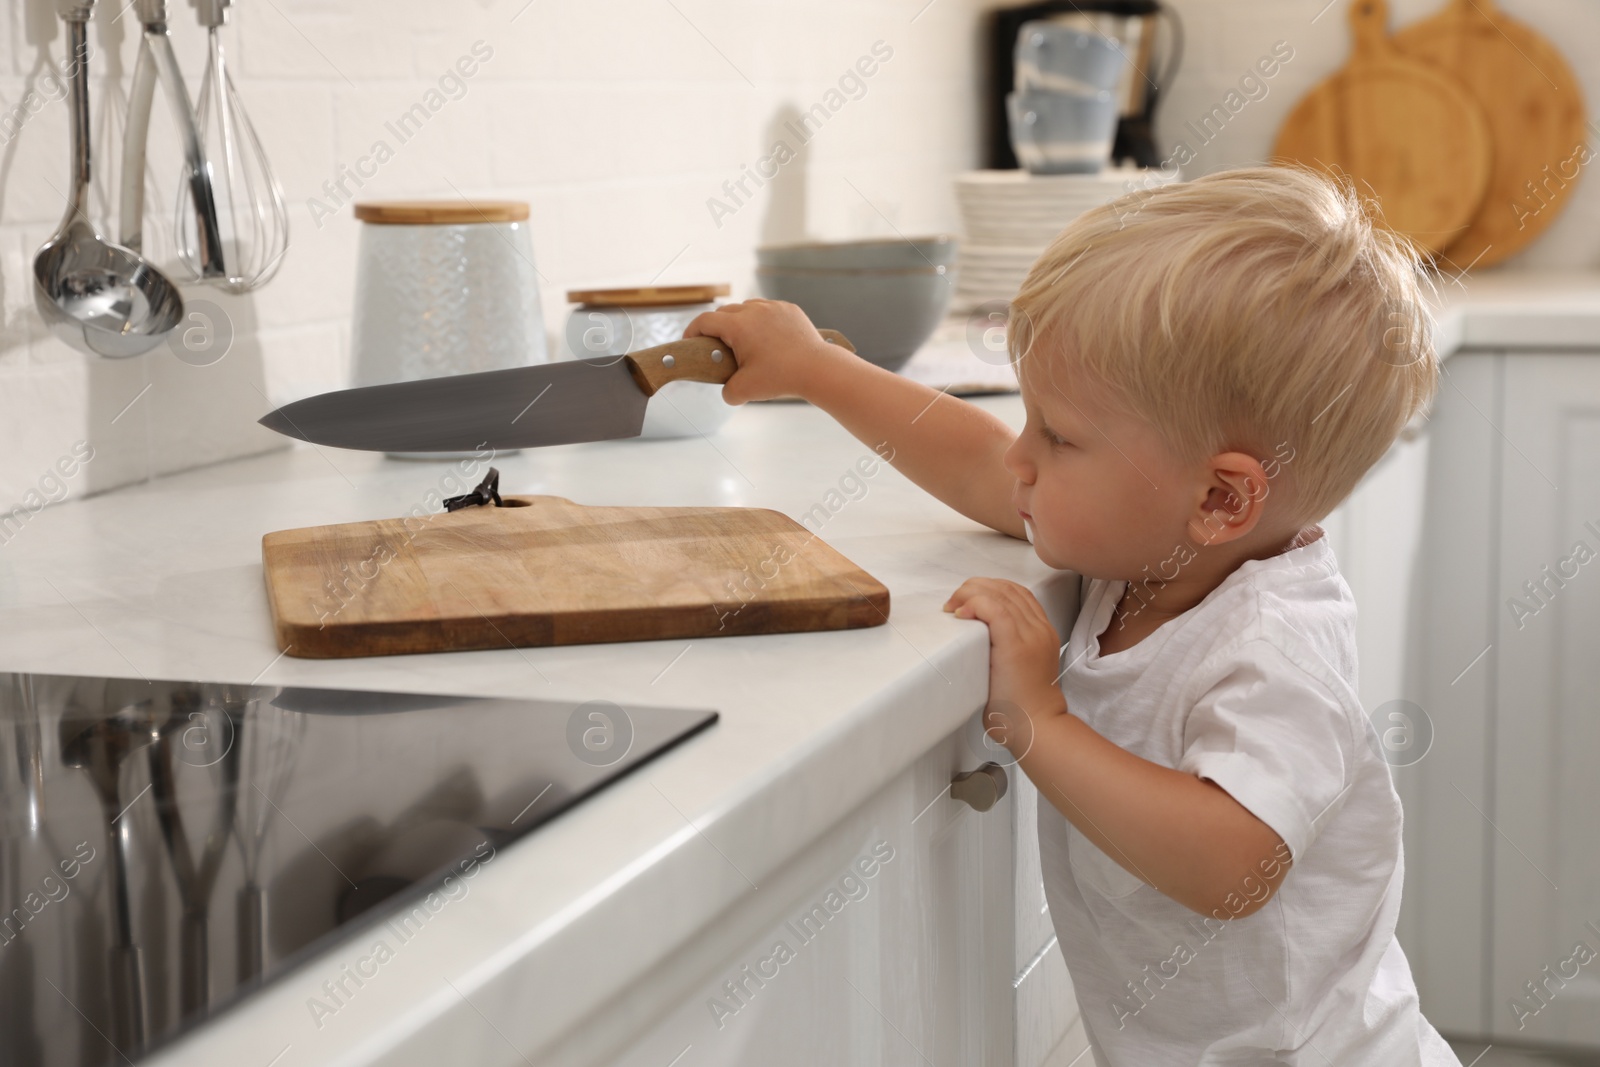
[1271,0,1492,258]
[260,495,889,658]
[1390,0,1588,270]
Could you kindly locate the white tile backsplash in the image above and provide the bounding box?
[1,0,1596,512]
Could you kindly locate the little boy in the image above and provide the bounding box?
[686,163,1458,1065]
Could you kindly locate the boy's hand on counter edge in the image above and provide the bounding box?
[943,577,1067,755]
[683,299,848,405]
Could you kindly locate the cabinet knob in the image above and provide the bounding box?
[951,762,1009,812]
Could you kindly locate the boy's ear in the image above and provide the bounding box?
[1186,451,1271,547]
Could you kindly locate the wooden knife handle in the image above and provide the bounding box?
[623,329,856,397]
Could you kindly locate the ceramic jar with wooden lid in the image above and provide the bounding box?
[351,200,549,459]
[563,284,735,439]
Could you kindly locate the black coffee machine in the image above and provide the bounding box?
[985,0,1183,170]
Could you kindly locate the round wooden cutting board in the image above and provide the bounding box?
[1272,0,1492,257]
[1391,0,1589,270]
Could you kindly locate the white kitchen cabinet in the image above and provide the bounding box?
[1318,387,1436,1003]
[563,721,1088,1067]
[1395,351,1499,1037]
[1011,766,1095,1067]
[1490,352,1600,1044]
[1404,349,1600,1049]
[1321,409,1432,727]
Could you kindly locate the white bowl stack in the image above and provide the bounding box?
[952,164,1179,312]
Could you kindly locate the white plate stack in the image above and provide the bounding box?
[952,164,1179,312]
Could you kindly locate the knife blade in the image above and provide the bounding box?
[257,329,855,453]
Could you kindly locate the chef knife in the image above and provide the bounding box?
[257,329,855,453]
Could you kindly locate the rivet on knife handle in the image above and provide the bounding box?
[623,329,856,397]
[818,329,855,353]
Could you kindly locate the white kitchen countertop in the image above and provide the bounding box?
[896,266,1600,398]
[5,266,1599,1066]
[1425,267,1600,352]
[0,390,1074,1067]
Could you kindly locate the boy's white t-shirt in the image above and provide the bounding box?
[1038,527,1461,1067]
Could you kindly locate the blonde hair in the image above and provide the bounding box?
[1009,163,1439,527]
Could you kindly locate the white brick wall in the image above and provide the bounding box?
[0,0,1595,511]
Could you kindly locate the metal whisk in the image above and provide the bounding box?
[184,0,288,292]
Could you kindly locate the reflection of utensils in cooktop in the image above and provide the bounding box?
[335,818,501,925]
[14,669,718,1065]
[4,675,48,1064]
[233,699,305,982]
[11,674,46,834]
[59,697,162,1054]
[267,687,460,716]
[147,686,243,1017]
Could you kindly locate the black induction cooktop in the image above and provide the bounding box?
[0,671,717,1067]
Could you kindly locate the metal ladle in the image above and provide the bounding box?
[32,0,182,359]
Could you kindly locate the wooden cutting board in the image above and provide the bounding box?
[1391,0,1588,269]
[262,496,890,658]
[1271,0,1491,257]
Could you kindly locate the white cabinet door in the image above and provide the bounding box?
[1011,769,1092,1067]
[1409,349,1600,1049]
[584,722,1093,1067]
[597,725,1021,1067]
[1319,399,1436,1005]
[1491,351,1600,1045]
[1408,351,1502,1037]
[1321,413,1432,725]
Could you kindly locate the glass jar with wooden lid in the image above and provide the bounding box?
[563,284,734,440]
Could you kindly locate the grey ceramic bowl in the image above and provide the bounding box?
[756,235,960,272]
[757,266,956,374]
